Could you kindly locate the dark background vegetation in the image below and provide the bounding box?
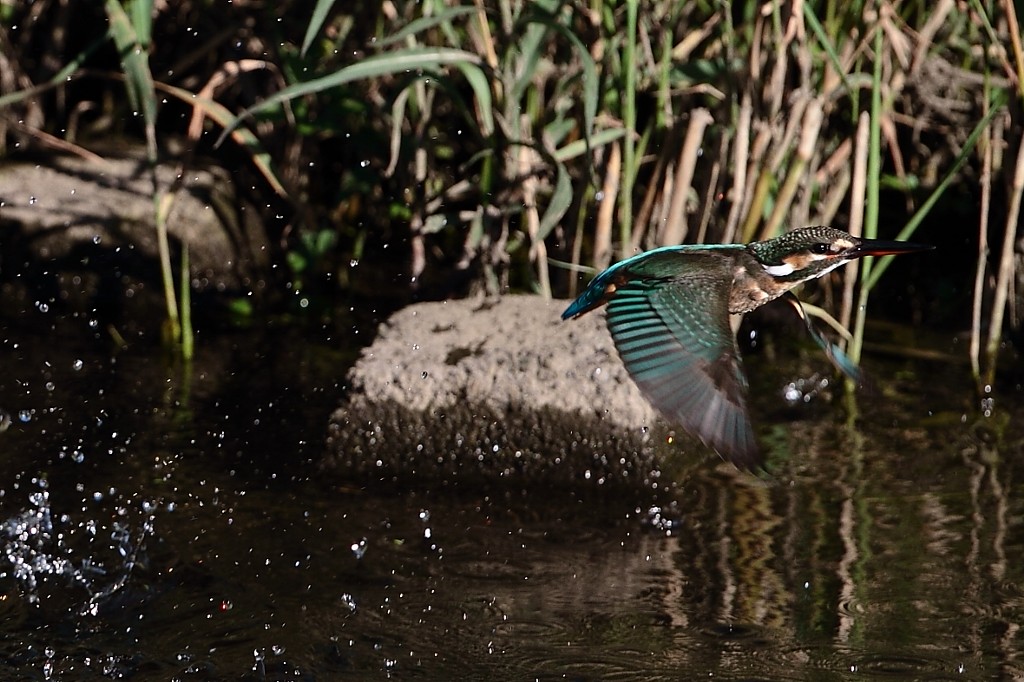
[0,0,1020,386]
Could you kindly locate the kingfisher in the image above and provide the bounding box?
[562,226,932,470]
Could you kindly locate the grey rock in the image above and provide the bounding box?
[0,149,268,318]
[326,295,685,488]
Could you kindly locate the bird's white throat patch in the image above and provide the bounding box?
[762,262,795,277]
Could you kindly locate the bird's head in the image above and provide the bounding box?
[747,226,933,284]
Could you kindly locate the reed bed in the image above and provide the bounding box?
[0,0,1019,394]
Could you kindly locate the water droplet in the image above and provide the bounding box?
[72,359,83,371]
[18,410,32,423]
[350,538,367,560]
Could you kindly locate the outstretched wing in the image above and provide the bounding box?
[603,252,760,469]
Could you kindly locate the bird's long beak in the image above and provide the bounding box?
[849,238,934,258]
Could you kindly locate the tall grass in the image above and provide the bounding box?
[0,0,1019,388]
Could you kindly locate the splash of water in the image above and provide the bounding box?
[0,479,157,616]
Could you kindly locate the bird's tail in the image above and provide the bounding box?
[783,293,863,385]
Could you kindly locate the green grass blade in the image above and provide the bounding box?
[375,6,480,47]
[537,158,571,240]
[218,48,483,144]
[0,31,109,110]
[129,0,153,47]
[803,3,854,96]
[156,82,288,198]
[863,89,1009,291]
[454,63,494,136]
[523,9,599,145]
[847,24,884,374]
[554,128,626,162]
[301,0,337,57]
[180,242,193,361]
[105,0,157,130]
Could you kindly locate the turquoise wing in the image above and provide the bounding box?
[603,253,759,468]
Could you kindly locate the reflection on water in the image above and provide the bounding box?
[0,315,1021,679]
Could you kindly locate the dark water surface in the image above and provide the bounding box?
[0,313,1022,680]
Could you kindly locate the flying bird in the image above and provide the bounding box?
[562,226,932,469]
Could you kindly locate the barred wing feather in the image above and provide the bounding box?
[605,276,759,469]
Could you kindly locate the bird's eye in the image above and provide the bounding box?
[810,243,834,255]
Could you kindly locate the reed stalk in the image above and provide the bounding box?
[840,112,870,337]
[106,0,191,357]
[984,140,1024,387]
[618,0,638,259]
[594,141,620,271]
[661,109,712,246]
[970,83,995,386]
[845,21,884,385]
